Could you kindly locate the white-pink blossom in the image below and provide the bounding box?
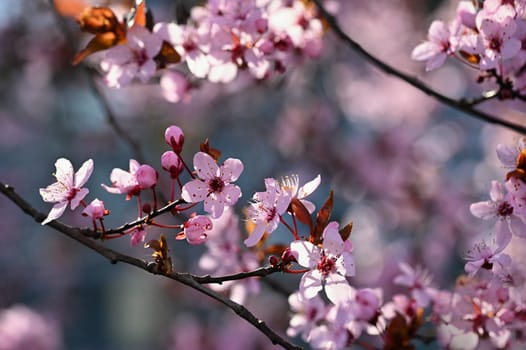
[290,222,355,304]
[81,198,107,220]
[39,158,93,225]
[181,152,243,219]
[411,20,457,71]
[244,177,292,247]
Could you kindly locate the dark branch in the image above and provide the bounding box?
[312,0,526,135]
[0,182,301,350]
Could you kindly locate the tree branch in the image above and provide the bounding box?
[312,0,526,135]
[0,182,301,350]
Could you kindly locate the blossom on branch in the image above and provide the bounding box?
[181,152,243,219]
[39,158,93,225]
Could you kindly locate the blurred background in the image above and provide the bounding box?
[1,0,525,349]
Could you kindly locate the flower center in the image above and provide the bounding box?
[497,201,513,217]
[317,253,336,276]
[489,37,502,52]
[208,176,225,193]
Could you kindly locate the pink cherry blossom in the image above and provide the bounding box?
[100,25,162,88]
[393,262,435,307]
[280,174,321,213]
[287,291,327,341]
[290,221,355,304]
[178,214,212,245]
[470,180,526,241]
[164,125,185,154]
[81,198,107,220]
[496,139,526,168]
[181,152,243,219]
[476,17,521,70]
[39,158,93,225]
[464,238,512,276]
[411,20,457,71]
[102,159,156,199]
[244,177,292,247]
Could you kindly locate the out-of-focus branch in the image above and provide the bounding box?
[0,182,301,350]
[312,0,526,135]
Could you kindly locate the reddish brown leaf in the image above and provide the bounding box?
[290,197,313,229]
[200,139,222,162]
[339,221,353,241]
[311,190,333,245]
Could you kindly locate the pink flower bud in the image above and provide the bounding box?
[136,164,158,189]
[82,198,107,220]
[165,125,185,153]
[183,215,212,245]
[161,151,184,179]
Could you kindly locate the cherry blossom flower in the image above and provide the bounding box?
[393,262,435,307]
[279,174,321,213]
[496,139,526,168]
[181,152,243,219]
[244,177,292,247]
[476,17,521,70]
[39,158,93,225]
[470,180,526,242]
[81,198,107,220]
[102,159,156,199]
[287,291,327,342]
[100,25,162,88]
[290,221,355,304]
[411,20,457,71]
[177,214,212,245]
[464,238,512,276]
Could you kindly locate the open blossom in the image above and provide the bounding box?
[39,158,93,225]
[101,25,162,88]
[464,238,512,276]
[244,177,292,247]
[279,174,321,213]
[181,152,243,219]
[290,222,355,304]
[411,20,457,71]
[476,16,521,70]
[102,159,156,199]
[287,292,327,342]
[470,180,526,241]
[393,262,435,307]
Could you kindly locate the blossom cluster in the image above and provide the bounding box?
[76,0,325,103]
[412,0,526,103]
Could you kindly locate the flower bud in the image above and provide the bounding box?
[136,164,158,189]
[161,151,184,179]
[82,198,107,219]
[165,125,184,153]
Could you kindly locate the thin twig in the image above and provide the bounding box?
[0,182,301,350]
[312,0,526,135]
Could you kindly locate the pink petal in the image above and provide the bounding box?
[489,181,504,202]
[243,223,266,247]
[194,152,219,180]
[54,158,74,188]
[300,270,323,299]
[70,188,89,210]
[425,53,447,71]
[510,215,526,237]
[186,52,211,78]
[501,38,521,59]
[322,222,343,256]
[207,62,238,83]
[41,201,68,225]
[428,20,450,43]
[220,184,241,205]
[496,144,518,167]
[470,201,496,219]
[74,159,94,188]
[39,182,67,203]
[324,273,351,304]
[298,174,321,199]
[411,42,442,61]
[340,252,356,277]
[290,240,319,268]
[220,158,244,182]
[181,179,209,203]
[204,196,224,218]
[137,60,157,83]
